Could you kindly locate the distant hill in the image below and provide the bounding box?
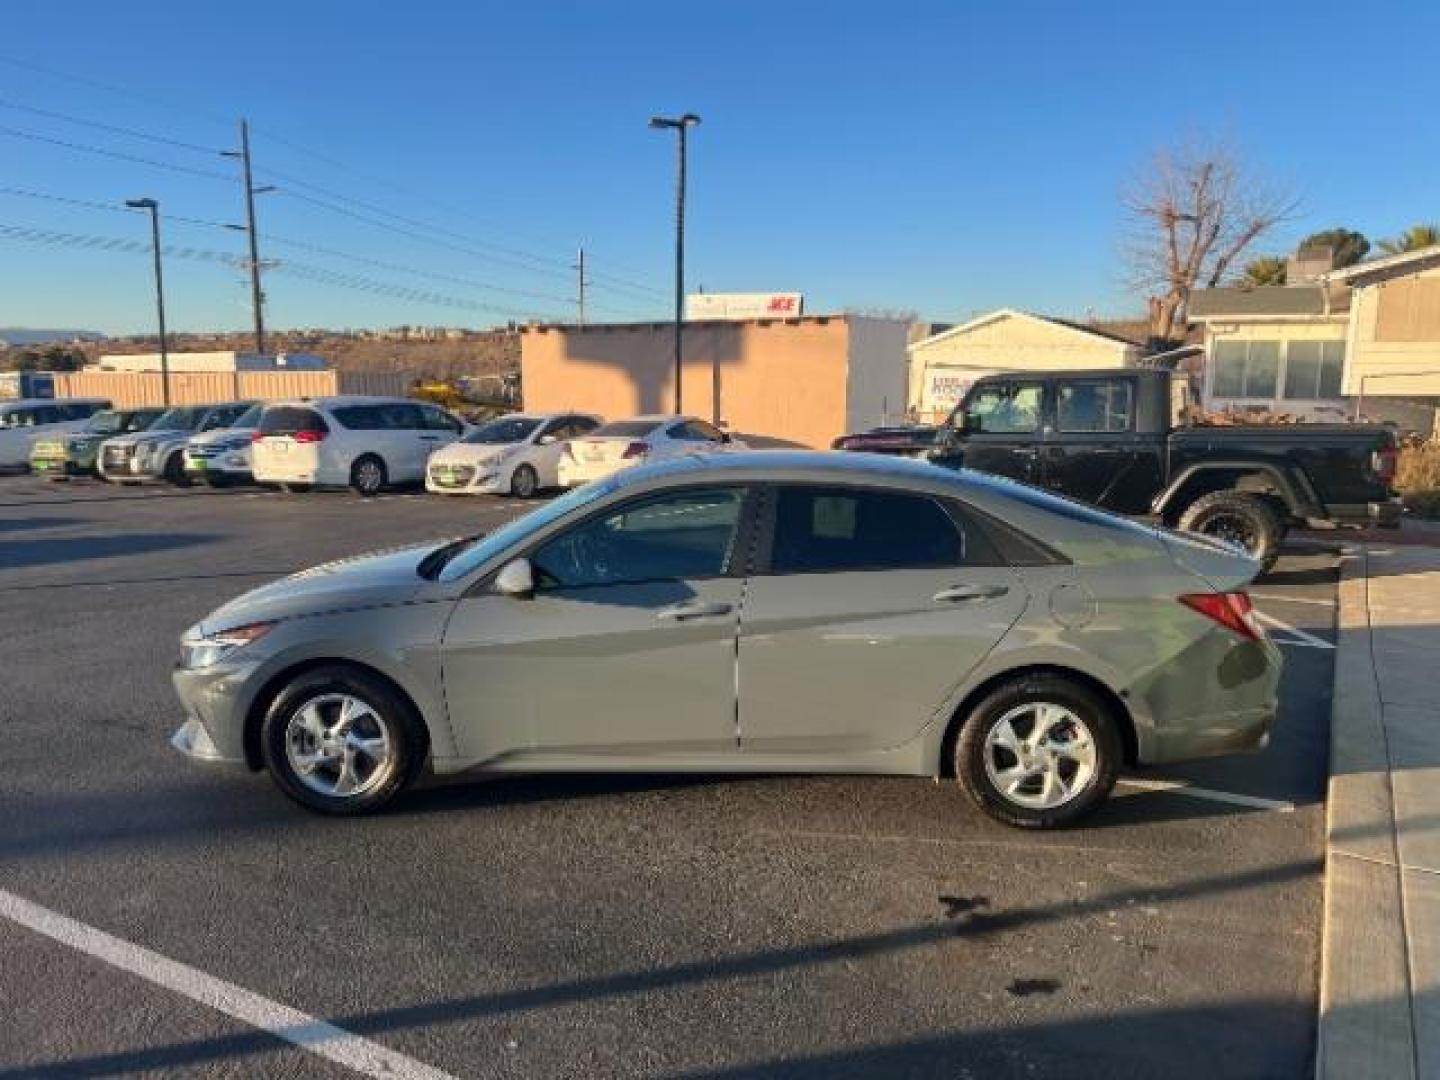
[0,328,104,346]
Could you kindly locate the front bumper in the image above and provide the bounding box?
[426,464,505,494]
[171,661,258,769]
[170,717,246,766]
[30,454,84,476]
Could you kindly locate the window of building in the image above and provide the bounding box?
[1282,340,1346,400]
[1211,340,1280,399]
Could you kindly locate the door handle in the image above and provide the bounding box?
[933,584,1009,603]
[656,601,733,621]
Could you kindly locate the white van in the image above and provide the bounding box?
[251,396,469,495]
[0,397,111,468]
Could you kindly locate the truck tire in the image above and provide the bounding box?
[1177,491,1282,572]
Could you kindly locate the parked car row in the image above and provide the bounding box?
[14,395,748,499]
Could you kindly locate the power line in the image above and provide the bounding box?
[0,222,559,321]
[0,124,235,181]
[0,97,222,155]
[0,186,241,230]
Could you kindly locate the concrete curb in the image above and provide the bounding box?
[1316,545,1416,1079]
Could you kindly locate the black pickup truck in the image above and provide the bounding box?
[841,368,1401,567]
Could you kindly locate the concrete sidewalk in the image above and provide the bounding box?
[1319,542,1440,1079]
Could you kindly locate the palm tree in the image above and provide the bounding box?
[1378,224,1440,255]
[1240,256,1287,286]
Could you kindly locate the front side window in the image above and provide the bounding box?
[150,407,204,431]
[422,405,462,432]
[466,417,541,444]
[592,419,662,438]
[533,487,745,590]
[1057,380,1134,433]
[770,486,965,573]
[963,383,1043,434]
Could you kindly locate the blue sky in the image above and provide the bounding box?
[1,0,1436,335]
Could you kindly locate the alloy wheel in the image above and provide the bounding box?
[982,701,1097,810]
[355,460,384,495]
[284,693,395,798]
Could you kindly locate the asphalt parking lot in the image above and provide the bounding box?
[0,474,1339,1079]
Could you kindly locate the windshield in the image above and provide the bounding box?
[150,407,203,431]
[464,417,540,445]
[86,410,125,434]
[592,419,662,438]
[435,477,620,583]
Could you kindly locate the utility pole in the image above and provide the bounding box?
[574,246,589,326]
[125,198,170,405]
[649,113,701,415]
[223,119,273,358]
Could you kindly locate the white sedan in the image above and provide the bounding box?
[557,415,745,488]
[426,412,601,497]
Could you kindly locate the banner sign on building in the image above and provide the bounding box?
[922,368,1007,418]
[686,292,804,320]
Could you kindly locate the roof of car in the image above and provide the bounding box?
[614,449,960,489]
[260,395,419,409]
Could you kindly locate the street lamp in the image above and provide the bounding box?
[125,197,170,406]
[649,112,701,417]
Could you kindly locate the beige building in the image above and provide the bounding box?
[519,315,909,449]
[906,310,1143,423]
[1324,245,1440,406]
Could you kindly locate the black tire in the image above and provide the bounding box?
[1176,491,1282,572]
[205,473,232,489]
[162,450,191,487]
[260,664,428,816]
[350,454,387,497]
[510,463,539,499]
[955,673,1122,829]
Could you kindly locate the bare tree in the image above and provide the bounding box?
[1124,140,1297,343]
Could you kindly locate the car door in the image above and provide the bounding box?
[530,416,581,487]
[738,484,1027,754]
[1039,376,1159,513]
[955,380,1047,484]
[381,402,432,481]
[440,485,753,762]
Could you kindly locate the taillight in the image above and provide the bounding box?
[622,441,650,459]
[292,429,326,444]
[1179,591,1261,642]
[562,442,575,460]
[1373,447,1398,483]
[251,431,264,443]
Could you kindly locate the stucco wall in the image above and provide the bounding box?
[520,319,856,449]
[844,317,909,433]
[1343,263,1440,396]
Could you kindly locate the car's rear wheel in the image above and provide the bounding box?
[261,666,426,815]
[1177,491,1282,572]
[510,463,539,499]
[350,454,386,497]
[956,674,1121,829]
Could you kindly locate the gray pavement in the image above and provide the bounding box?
[0,474,1339,1078]
[1320,541,1440,1080]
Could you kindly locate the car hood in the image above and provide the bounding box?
[107,429,187,450]
[430,441,520,466]
[189,427,256,448]
[200,541,440,633]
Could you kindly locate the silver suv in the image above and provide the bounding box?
[99,401,256,485]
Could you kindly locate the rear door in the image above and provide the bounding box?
[956,380,1046,484]
[737,485,1027,753]
[1041,376,1162,513]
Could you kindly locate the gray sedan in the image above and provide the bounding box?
[171,451,1281,828]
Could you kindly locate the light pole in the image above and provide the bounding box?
[125,197,170,406]
[649,112,701,417]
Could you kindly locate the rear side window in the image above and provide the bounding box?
[1057,380,1134,433]
[593,420,661,438]
[769,487,967,573]
[260,407,329,435]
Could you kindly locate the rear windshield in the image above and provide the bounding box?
[592,420,662,438]
[259,407,329,435]
[465,417,540,444]
[230,404,263,429]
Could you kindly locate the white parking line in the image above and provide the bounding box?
[1249,592,1336,608]
[0,887,457,1080]
[1254,611,1336,650]
[1117,779,1296,812]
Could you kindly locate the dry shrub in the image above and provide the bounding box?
[1396,441,1440,519]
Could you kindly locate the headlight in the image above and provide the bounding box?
[180,622,274,669]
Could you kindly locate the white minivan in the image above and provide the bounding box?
[0,397,111,468]
[251,396,468,495]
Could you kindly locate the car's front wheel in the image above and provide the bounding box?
[261,665,426,815]
[955,674,1121,829]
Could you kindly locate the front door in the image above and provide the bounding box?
[956,380,1046,484]
[738,485,1027,754]
[440,486,751,762]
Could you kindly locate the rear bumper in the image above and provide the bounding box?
[1319,498,1404,530]
[1149,704,1275,763]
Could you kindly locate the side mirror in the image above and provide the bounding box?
[493,557,535,599]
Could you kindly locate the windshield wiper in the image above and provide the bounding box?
[417,533,486,579]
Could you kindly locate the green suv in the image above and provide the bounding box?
[30,407,165,478]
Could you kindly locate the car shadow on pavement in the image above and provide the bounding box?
[0,515,85,533]
[0,532,218,570]
[0,857,1327,1079]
